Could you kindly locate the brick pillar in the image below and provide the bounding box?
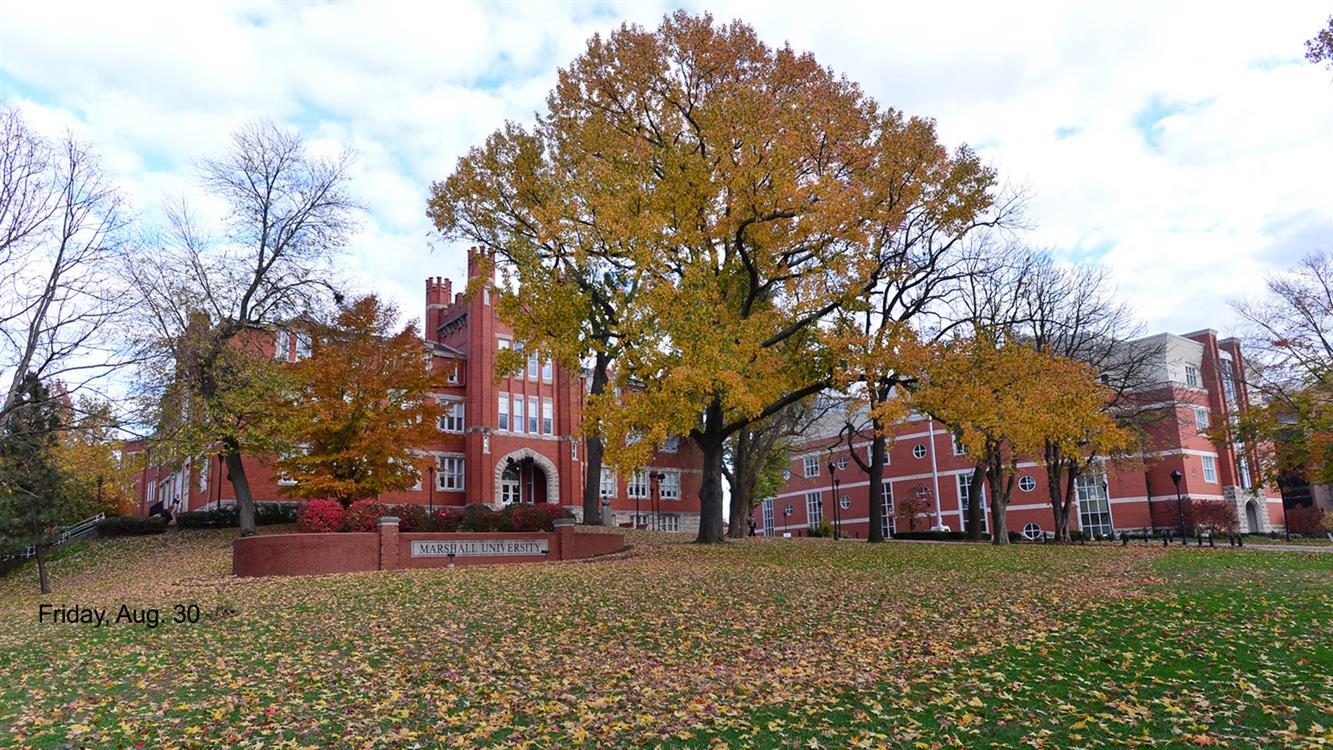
[554,518,575,561]
[378,517,400,570]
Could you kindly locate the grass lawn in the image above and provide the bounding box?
[0,530,1329,749]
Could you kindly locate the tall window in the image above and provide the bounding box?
[958,473,987,532]
[762,499,774,536]
[542,398,553,434]
[805,491,823,524]
[1075,473,1113,538]
[437,456,465,491]
[1202,455,1217,483]
[881,481,895,539]
[294,332,312,360]
[500,465,520,504]
[274,329,291,360]
[498,393,510,430]
[599,467,617,498]
[541,359,553,382]
[513,396,525,434]
[662,435,680,453]
[1193,406,1209,431]
[527,351,540,380]
[627,470,649,499]
[660,470,681,501]
[1221,360,1237,405]
[1185,364,1200,388]
[1238,453,1252,489]
[439,400,464,433]
[803,456,819,478]
[198,456,209,492]
[528,396,539,433]
[952,433,967,455]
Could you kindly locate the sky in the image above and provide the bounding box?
[2,1,1331,338]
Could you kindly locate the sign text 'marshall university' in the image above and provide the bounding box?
[410,539,549,557]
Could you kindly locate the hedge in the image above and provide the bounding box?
[176,503,299,529]
[293,501,575,533]
[99,516,167,536]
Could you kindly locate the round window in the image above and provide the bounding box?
[784,503,793,516]
[836,457,847,470]
[782,469,791,480]
[1019,475,1036,492]
[1022,522,1043,540]
[912,444,927,459]
[839,495,851,509]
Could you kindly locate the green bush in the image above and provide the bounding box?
[892,530,984,542]
[99,516,167,536]
[177,503,299,529]
[807,518,835,538]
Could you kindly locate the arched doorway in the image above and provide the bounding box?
[493,448,559,507]
[1245,500,1260,533]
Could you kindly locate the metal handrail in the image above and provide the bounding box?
[6,512,105,560]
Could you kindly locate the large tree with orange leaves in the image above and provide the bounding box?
[910,335,1133,544]
[275,296,443,506]
[432,11,996,542]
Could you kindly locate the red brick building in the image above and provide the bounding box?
[133,249,703,532]
[754,329,1287,539]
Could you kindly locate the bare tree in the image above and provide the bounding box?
[0,103,131,437]
[124,120,361,536]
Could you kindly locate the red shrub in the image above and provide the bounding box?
[344,500,390,532]
[395,504,428,532]
[1189,500,1237,535]
[433,508,463,532]
[297,500,346,533]
[1286,505,1332,536]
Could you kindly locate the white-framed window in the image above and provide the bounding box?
[277,445,309,486]
[1238,453,1252,489]
[881,481,895,539]
[659,514,680,532]
[513,396,525,434]
[803,456,819,478]
[542,359,553,382]
[1185,364,1200,388]
[436,455,465,491]
[571,441,578,460]
[958,472,987,533]
[198,456,209,492]
[498,393,510,431]
[1018,475,1036,492]
[497,336,511,351]
[627,470,649,499]
[438,399,464,433]
[274,329,291,360]
[1075,473,1113,538]
[836,456,847,471]
[447,366,460,384]
[1022,522,1043,541]
[763,499,774,536]
[500,465,520,504]
[1202,455,1217,483]
[528,396,539,433]
[839,495,851,509]
[805,491,823,524]
[527,351,540,380]
[1193,406,1209,431]
[660,470,681,501]
[599,467,617,498]
[542,398,553,435]
[294,332,312,360]
[952,434,967,456]
[1221,360,1237,405]
[912,444,927,459]
[662,435,680,453]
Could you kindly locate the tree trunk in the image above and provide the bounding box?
[726,429,749,539]
[1046,449,1070,543]
[866,429,886,543]
[580,351,610,525]
[693,399,726,544]
[224,445,257,537]
[35,541,50,595]
[965,464,986,541]
[988,463,1011,545]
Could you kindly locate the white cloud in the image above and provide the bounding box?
[2,0,1331,337]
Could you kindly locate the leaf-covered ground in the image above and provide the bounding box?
[0,530,1328,748]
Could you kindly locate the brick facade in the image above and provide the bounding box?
[753,329,1287,539]
[133,249,704,532]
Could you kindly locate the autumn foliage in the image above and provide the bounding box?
[275,296,443,506]
[296,499,345,533]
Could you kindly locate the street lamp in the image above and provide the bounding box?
[650,472,663,531]
[1170,469,1186,541]
[783,504,792,537]
[428,464,435,515]
[827,460,841,540]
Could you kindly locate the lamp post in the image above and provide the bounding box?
[783,505,792,537]
[1170,469,1186,540]
[827,460,841,540]
[428,464,435,515]
[652,472,665,532]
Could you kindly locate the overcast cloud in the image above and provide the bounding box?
[2,1,1330,338]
